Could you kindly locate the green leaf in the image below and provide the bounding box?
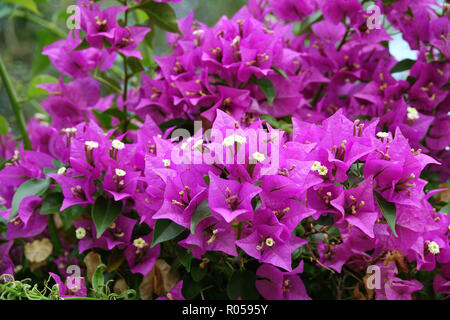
[227,270,259,300]
[40,192,63,215]
[0,115,9,135]
[92,264,107,295]
[48,214,62,255]
[106,248,125,273]
[61,205,85,231]
[292,10,322,36]
[134,1,181,34]
[27,74,58,99]
[191,260,207,282]
[1,0,40,14]
[180,251,193,272]
[10,179,50,220]
[151,219,186,248]
[181,274,202,299]
[271,66,289,80]
[190,200,212,234]
[439,203,450,214]
[256,78,276,106]
[390,59,416,73]
[91,197,123,239]
[374,191,398,237]
[127,57,145,75]
[92,109,112,129]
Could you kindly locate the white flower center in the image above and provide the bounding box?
[115,169,126,177]
[85,141,99,149]
[318,166,328,176]
[112,139,125,150]
[252,152,266,162]
[57,167,67,175]
[428,241,440,255]
[75,227,86,240]
[376,132,389,138]
[133,238,147,249]
[222,134,247,147]
[311,161,321,171]
[265,237,275,247]
[163,159,171,168]
[192,139,204,150]
[407,107,419,121]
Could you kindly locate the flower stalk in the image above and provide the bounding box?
[0,55,32,150]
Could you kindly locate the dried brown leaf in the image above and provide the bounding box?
[139,259,180,300]
[83,251,103,283]
[24,238,53,263]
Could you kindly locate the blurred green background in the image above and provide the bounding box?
[0,0,247,135]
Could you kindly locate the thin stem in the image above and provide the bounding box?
[122,2,130,133]
[0,56,32,150]
[11,9,66,38]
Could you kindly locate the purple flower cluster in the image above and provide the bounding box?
[0,0,448,300]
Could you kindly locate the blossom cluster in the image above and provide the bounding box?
[0,0,449,300]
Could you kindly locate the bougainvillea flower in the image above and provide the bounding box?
[6,196,48,240]
[255,262,310,300]
[125,233,160,275]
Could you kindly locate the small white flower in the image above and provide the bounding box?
[311,161,321,171]
[112,139,125,150]
[133,238,147,249]
[57,167,67,175]
[222,134,247,147]
[192,139,204,150]
[163,159,171,168]
[252,152,266,162]
[376,132,389,138]
[231,36,240,46]
[193,29,204,36]
[265,237,275,247]
[115,169,126,177]
[63,127,77,134]
[318,166,328,176]
[75,227,86,240]
[428,241,440,255]
[407,107,419,121]
[85,141,99,149]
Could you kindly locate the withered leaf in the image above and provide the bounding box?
[83,251,103,283]
[139,259,180,300]
[24,238,53,263]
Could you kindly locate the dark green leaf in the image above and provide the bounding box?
[40,192,63,215]
[271,66,289,80]
[127,57,145,75]
[0,115,9,135]
[256,78,276,106]
[151,219,186,247]
[60,205,85,231]
[10,179,50,220]
[227,270,259,300]
[48,215,62,255]
[91,197,123,239]
[181,274,201,299]
[390,59,416,73]
[191,260,207,282]
[134,1,181,34]
[92,109,112,129]
[374,191,398,237]
[190,200,212,234]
